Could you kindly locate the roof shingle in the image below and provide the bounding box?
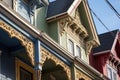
[47,0,74,18]
[93,29,118,54]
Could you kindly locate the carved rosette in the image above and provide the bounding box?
[59,18,70,35]
[41,47,71,80]
[76,69,91,80]
[0,21,34,65]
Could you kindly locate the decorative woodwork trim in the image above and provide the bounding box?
[76,69,91,80]
[86,41,93,55]
[13,0,17,10]
[0,21,34,65]
[59,17,70,35]
[59,13,88,39]
[82,0,100,47]
[41,47,71,80]
[15,58,35,80]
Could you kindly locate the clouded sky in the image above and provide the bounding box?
[88,0,120,34]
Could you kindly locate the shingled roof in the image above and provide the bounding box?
[47,0,74,18]
[93,29,118,54]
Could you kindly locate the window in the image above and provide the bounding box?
[107,65,117,80]
[20,68,33,80]
[16,0,34,23]
[76,46,81,57]
[16,58,35,80]
[68,39,74,55]
[107,67,112,80]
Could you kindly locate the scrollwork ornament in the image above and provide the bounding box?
[0,21,34,65]
[41,47,71,80]
[76,69,91,80]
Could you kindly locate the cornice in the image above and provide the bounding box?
[59,16,88,39]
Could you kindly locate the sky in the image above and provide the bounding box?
[88,0,120,34]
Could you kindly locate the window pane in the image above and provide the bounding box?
[17,0,30,22]
[76,46,81,57]
[20,67,33,80]
[107,68,112,80]
[68,39,74,55]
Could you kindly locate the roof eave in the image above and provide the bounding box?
[83,0,100,47]
[67,0,82,17]
[46,12,68,22]
[46,0,83,22]
[93,50,111,56]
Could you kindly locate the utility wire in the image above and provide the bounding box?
[89,8,115,37]
[89,8,111,32]
[105,0,120,19]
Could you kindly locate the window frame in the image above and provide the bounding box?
[67,39,74,55]
[14,0,34,24]
[15,58,35,80]
[107,64,117,80]
[67,35,82,57]
[75,45,81,58]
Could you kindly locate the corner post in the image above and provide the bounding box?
[35,40,42,80]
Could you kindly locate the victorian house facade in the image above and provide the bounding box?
[90,30,120,80]
[0,0,108,80]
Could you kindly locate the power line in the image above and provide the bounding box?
[89,8,115,37]
[89,8,111,32]
[105,0,120,19]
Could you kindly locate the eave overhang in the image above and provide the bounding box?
[46,0,83,22]
[93,50,111,56]
[82,0,100,47]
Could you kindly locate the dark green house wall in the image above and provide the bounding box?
[79,3,93,41]
[48,21,59,43]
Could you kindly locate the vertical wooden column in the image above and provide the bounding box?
[35,40,42,80]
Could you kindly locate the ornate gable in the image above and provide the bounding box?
[59,9,88,39]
